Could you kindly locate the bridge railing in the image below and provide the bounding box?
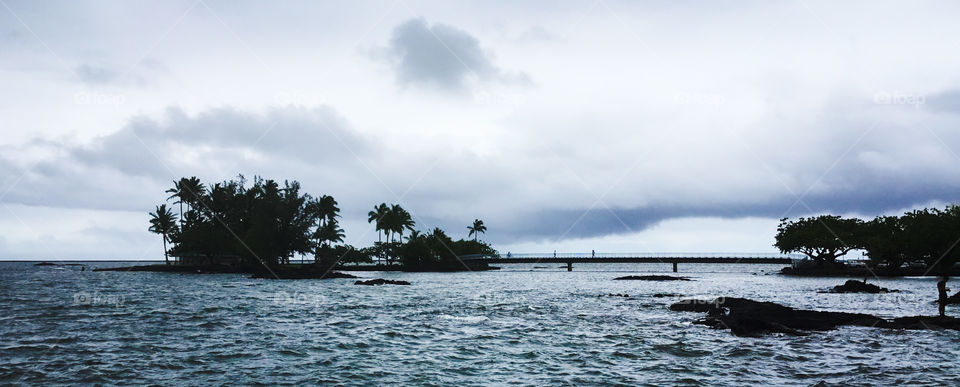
[459,252,804,260]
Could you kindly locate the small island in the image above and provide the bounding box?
[97,175,498,278]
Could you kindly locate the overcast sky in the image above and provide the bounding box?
[2,0,960,260]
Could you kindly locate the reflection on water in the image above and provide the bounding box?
[2,261,958,385]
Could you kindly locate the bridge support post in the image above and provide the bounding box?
[567,261,573,272]
[672,262,678,272]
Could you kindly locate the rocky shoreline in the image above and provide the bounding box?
[670,297,960,336]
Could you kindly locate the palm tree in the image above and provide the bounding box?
[431,227,448,240]
[315,219,345,249]
[165,179,185,225]
[367,203,389,243]
[182,176,205,212]
[166,177,206,225]
[317,195,340,227]
[406,229,421,242]
[467,219,487,241]
[391,204,415,243]
[148,204,178,265]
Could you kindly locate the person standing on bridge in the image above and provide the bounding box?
[592,250,595,258]
[553,250,556,258]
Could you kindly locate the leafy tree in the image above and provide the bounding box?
[467,219,486,241]
[902,207,960,274]
[148,204,178,265]
[860,216,907,268]
[774,215,862,265]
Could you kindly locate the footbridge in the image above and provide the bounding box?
[459,252,802,272]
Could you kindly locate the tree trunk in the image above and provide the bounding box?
[162,235,170,265]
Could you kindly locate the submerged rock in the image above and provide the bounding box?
[823,279,898,294]
[652,293,683,298]
[354,278,411,286]
[670,297,960,337]
[614,275,691,281]
[599,293,630,298]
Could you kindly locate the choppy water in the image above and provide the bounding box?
[2,261,959,386]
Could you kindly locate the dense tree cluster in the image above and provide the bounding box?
[147,175,496,271]
[775,206,960,273]
[398,227,497,270]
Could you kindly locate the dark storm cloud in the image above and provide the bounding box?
[383,18,527,90]
[489,181,960,244]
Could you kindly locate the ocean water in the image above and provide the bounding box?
[2,261,959,386]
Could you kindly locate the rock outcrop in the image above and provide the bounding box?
[354,278,411,286]
[670,297,960,336]
[823,279,898,294]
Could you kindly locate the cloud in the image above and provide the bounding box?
[381,18,528,90]
[73,57,167,86]
[926,89,960,113]
[0,105,378,212]
[75,64,121,84]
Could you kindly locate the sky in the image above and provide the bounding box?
[2,0,960,260]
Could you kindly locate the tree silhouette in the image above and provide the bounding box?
[467,219,487,241]
[166,177,206,227]
[390,204,415,244]
[148,204,178,265]
[368,203,389,243]
[165,179,185,226]
[315,218,345,248]
[774,215,860,265]
[317,195,340,227]
[406,229,421,241]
